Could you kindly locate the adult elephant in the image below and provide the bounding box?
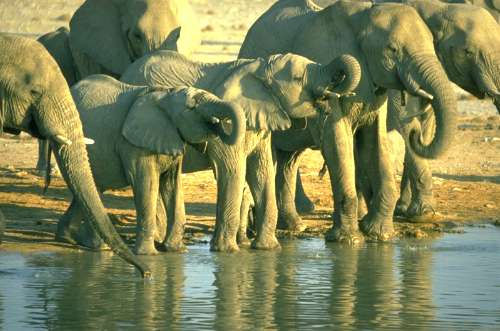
[381,0,500,218]
[57,76,245,255]
[0,35,149,277]
[444,0,500,22]
[121,50,361,251]
[35,0,201,173]
[239,0,457,242]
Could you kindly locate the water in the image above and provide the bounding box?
[0,226,499,330]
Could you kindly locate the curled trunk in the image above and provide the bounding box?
[400,55,457,159]
[49,96,151,277]
[198,98,246,146]
[321,54,362,95]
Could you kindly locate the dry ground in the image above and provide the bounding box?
[0,0,499,252]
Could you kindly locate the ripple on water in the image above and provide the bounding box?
[0,227,499,329]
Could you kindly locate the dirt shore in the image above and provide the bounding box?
[0,0,499,253]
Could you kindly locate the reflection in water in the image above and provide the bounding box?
[0,227,499,329]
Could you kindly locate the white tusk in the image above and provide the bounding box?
[415,89,434,100]
[210,117,220,124]
[345,92,356,97]
[324,91,341,99]
[53,134,72,146]
[83,137,95,145]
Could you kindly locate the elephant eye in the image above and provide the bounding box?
[133,32,142,41]
[30,89,42,98]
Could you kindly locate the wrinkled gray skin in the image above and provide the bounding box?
[36,0,201,173]
[381,0,500,219]
[444,0,500,22]
[239,0,458,242]
[0,35,150,277]
[121,50,360,251]
[57,76,245,255]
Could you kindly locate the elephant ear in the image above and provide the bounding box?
[291,2,377,103]
[122,93,185,156]
[213,58,291,131]
[38,27,77,86]
[69,0,131,76]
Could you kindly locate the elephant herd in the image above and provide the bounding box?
[0,0,498,277]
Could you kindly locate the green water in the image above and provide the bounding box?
[1,226,499,330]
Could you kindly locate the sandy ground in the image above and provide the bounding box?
[0,0,499,253]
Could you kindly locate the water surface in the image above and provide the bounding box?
[1,226,499,330]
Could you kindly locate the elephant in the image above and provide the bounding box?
[0,34,149,277]
[35,0,201,174]
[120,50,361,251]
[379,0,500,219]
[444,0,500,22]
[57,75,246,255]
[239,0,458,242]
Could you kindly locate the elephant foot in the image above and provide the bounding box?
[325,225,364,245]
[161,239,188,253]
[295,194,315,214]
[135,235,159,255]
[55,225,78,245]
[277,211,307,232]
[237,232,252,248]
[251,234,281,250]
[75,229,109,251]
[404,198,436,222]
[394,200,409,217]
[210,235,240,252]
[360,215,395,242]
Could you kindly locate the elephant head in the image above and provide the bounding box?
[120,50,361,132]
[293,1,458,158]
[215,52,362,131]
[0,35,149,277]
[408,0,500,114]
[121,86,246,155]
[70,0,200,76]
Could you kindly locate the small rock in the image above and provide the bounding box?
[15,171,29,178]
[201,25,213,32]
[484,203,495,209]
[451,187,462,192]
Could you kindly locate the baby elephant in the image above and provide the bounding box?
[56,75,245,254]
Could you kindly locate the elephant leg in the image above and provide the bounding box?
[237,185,254,247]
[55,199,85,245]
[209,144,246,253]
[36,139,49,172]
[125,160,160,255]
[294,168,315,213]
[398,116,434,219]
[154,197,167,244]
[160,161,187,253]
[322,116,364,244]
[275,148,307,232]
[358,113,397,241]
[247,139,280,250]
[395,157,412,216]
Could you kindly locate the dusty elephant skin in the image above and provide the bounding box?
[58,75,245,255]
[0,34,150,278]
[378,0,500,219]
[35,0,201,174]
[121,50,360,252]
[239,0,458,242]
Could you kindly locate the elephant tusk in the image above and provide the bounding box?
[415,89,434,100]
[83,137,95,145]
[344,92,356,97]
[53,134,72,146]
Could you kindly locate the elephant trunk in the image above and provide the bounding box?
[46,95,151,277]
[318,54,362,95]
[472,54,500,114]
[399,54,457,159]
[197,98,246,146]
